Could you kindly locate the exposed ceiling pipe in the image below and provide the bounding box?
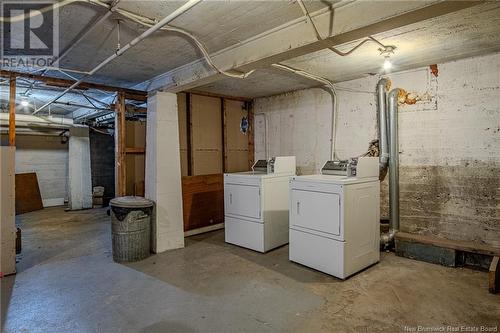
[272,63,339,161]
[0,128,67,137]
[21,66,92,97]
[376,78,390,174]
[0,113,73,129]
[296,0,393,57]
[74,110,113,123]
[33,0,203,115]
[380,88,400,245]
[80,92,111,108]
[51,101,111,112]
[114,8,255,79]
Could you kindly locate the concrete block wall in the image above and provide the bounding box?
[89,131,115,199]
[0,134,69,207]
[254,52,500,247]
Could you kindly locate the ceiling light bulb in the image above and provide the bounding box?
[21,100,29,107]
[383,58,392,71]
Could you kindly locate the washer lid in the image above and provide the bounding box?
[110,196,154,208]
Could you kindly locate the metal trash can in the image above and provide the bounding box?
[110,196,154,263]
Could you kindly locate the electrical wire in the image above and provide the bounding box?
[115,9,255,79]
[296,0,389,57]
[272,63,380,161]
[272,63,339,160]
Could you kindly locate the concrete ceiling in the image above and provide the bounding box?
[195,2,500,98]
[3,0,500,117]
[55,0,339,87]
[0,76,115,116]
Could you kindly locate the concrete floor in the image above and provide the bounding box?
[1,207,499,333]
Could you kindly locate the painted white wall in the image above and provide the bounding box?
[253,52,500,246]
[10,135,68,207]
[145,91,184,253]
[68,126,93,210]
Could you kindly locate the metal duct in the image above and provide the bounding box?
[0,113,73,129]
[376,78,389,173]
[381,88,400,244]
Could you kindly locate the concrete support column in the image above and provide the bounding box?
[145,91,184,253]
[68,126,92,210]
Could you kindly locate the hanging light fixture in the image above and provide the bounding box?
[20,96,30,107]
[383,57,392,71]
[379,45,396,72]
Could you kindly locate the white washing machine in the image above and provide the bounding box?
[289,157,380,279]
[224,156,296,252]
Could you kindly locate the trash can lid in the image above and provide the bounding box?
[110,196,154,208]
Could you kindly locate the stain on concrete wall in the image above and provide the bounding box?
[254,52,500,246]
[1,134,69,207]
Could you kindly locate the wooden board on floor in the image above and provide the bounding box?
[489,256,499,294]
[15,172,43,215]
[182,174,224,232]
[395,232,500,257]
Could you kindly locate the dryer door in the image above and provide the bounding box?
[291,189,341,236]
[225,183,261,220]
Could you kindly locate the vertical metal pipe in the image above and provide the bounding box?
[388,88,400,233]
[377,78,389,172]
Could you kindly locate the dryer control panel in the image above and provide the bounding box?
[251,156,296,175]
[321,160,350,176]
[322,157,378,178]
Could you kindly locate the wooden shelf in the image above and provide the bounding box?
[125,147,146,154]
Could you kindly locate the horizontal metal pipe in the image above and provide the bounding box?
[0,113,73,128]
[74,110,113,123]
[51,101,111,112]
[271,63,339,160]
[296,0,389,57]
[0,128,67,136]
[33,0,203,114]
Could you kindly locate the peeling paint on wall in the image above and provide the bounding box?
[254,52,500,246]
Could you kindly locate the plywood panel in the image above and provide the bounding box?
[177,93,189,177]
[193,151,223,175]
[125,154,145,196]
[227,151,249,172]
[15,172,43,215]
[224,99,250,172]
[125,120,146,147]
[177,93,188,150]
[191,94,222,175]
[180,150,188,177]
[182,174,223,231]
[125,121,146,196]
[1,146,16,275]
